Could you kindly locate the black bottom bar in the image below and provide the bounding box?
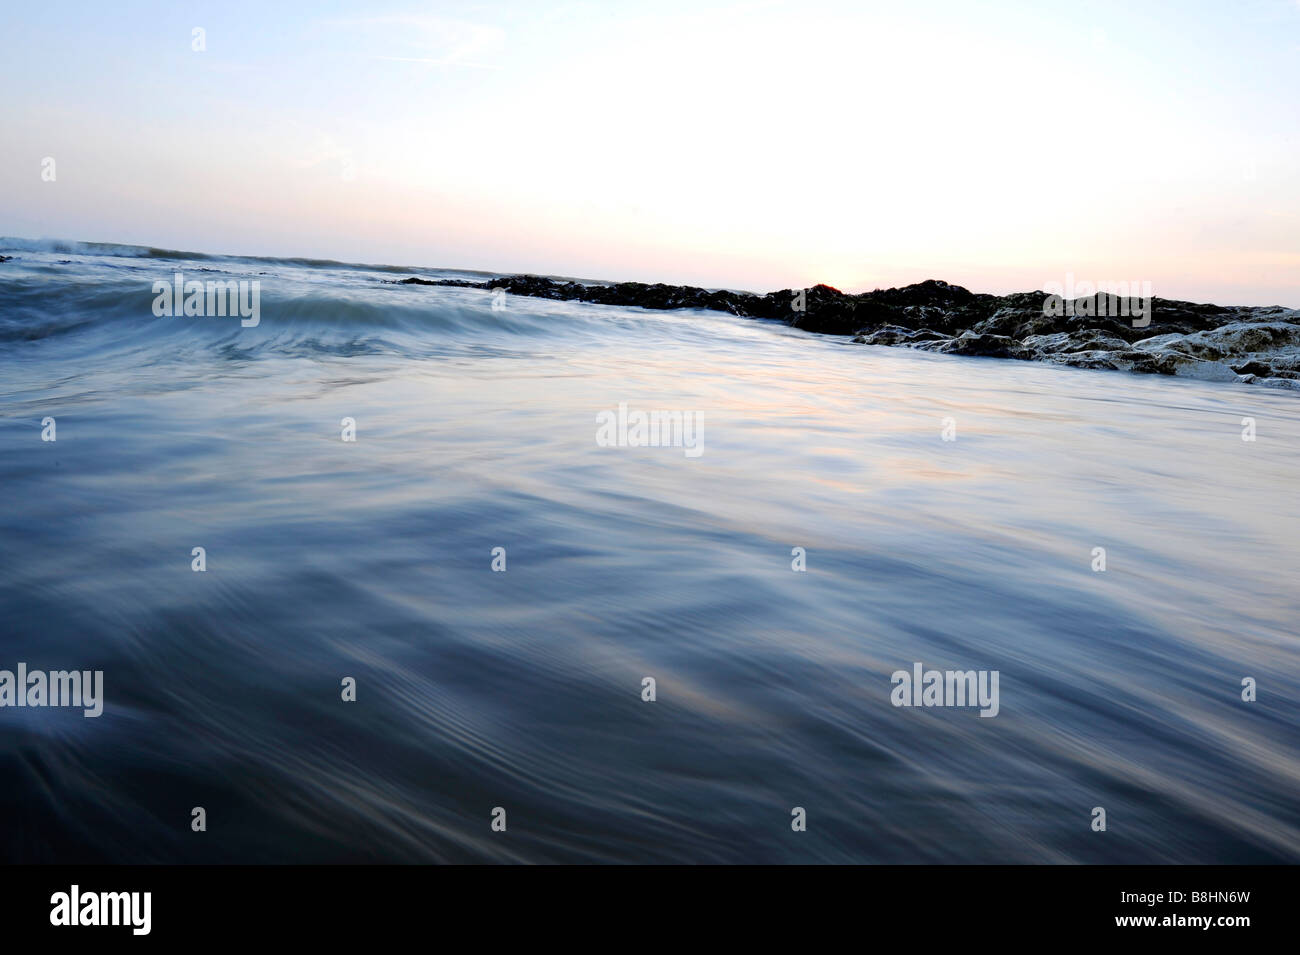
[2,865,1283,942]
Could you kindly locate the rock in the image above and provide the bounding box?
[389,272,1300,389]
[1259,377,1300,390]
[1198,322,1300,353]
[1231,360,1273,377]
[924,331,1024,358]
[852,325,947,346]
[1172,360,1240,382]
[1019,332,1072,354]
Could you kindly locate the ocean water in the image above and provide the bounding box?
[1,239,1297,864]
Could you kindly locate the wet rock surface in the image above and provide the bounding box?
[394,275,1300,387]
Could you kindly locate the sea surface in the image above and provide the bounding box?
[1,239,1297,863]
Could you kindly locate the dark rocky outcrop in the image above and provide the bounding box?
[391,274,1300,388]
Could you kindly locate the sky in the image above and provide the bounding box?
[2,0,1298,304]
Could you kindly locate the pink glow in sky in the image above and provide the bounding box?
[3,0,1298,304]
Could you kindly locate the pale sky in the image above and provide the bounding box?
[3,0,1298,304]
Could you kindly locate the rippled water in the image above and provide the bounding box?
[1,241,1297,863]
